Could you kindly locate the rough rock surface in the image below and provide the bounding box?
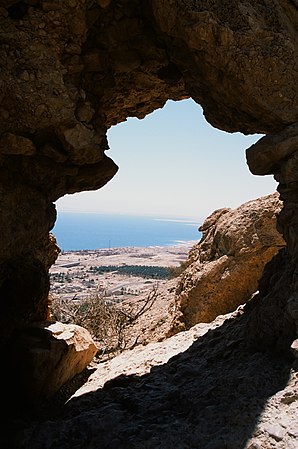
[1,0,298,445]
[152,0,298,134]
[6,307,297,449]
[174,192,285,328]
[4,321,97,407]
[0,0,298,348]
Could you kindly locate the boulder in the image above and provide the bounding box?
[6,321,97,403]
[174,192,285,327]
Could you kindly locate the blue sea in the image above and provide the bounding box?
[52,212,202,251]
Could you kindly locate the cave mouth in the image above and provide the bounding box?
[1,4,298,443]
[54,98,277,250]
[49,99,279,348]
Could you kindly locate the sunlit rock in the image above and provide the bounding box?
[174,193,285,327]
[6,321,97,403]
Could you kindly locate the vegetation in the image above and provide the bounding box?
[49,259,190,357]
[50,287,159,357]
[88,265,172,279]
[167,260,190,278]
[50,273,73,283]
[50,263,186,288]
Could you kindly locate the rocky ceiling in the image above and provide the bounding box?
[0,0,298,356]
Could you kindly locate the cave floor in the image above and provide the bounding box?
[7,306,298,449]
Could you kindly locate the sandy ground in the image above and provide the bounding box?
[49,243,195,352]
[50,242,194,302]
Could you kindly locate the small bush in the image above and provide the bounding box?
[50,287,159,357]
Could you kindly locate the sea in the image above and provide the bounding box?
[52,212,202,251]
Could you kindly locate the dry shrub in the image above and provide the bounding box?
[168,260,190,278]
[50,287,159,357]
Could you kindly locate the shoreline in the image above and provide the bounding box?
[52,213,201,252]
[58,240,198,254]
[50,242,195,302]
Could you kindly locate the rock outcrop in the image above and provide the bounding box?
[5,321,97,407]
[244,124,298,353]
[9,308,298,449]
[0,0,298,425]
[174,193,285,328]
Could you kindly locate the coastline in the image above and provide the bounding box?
[52,212,201,251]
[50,242,196,302]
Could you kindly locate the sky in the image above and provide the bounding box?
[56,98,277,222]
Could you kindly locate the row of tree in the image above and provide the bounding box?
[88,265,172,279]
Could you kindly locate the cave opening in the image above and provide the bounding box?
[54,98,277,251]
[49,98,279,351]
[1,3,298,445]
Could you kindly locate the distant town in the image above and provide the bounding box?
[50,244,193,303]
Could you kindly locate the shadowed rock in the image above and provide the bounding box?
[0,2,298,441]
[0,0,297,349]
[4,321,97,409]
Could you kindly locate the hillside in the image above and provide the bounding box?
[7,195,297,449]
[12,306,298,449]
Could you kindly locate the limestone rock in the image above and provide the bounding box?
[174,193,285,327]
[290,339,298,359]
[10,309,298,449]
[0,132,36,155]
[0,0,297,354]
[58,122,106,165]
[246,123,298,175]
[0,0,298,433]
[6,321,97,403]
[151,0,298,134]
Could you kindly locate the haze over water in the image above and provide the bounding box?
[53,212,202,251]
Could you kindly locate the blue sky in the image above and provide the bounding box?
[56,98,277,221]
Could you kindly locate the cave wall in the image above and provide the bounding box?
[0,0,298,351]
